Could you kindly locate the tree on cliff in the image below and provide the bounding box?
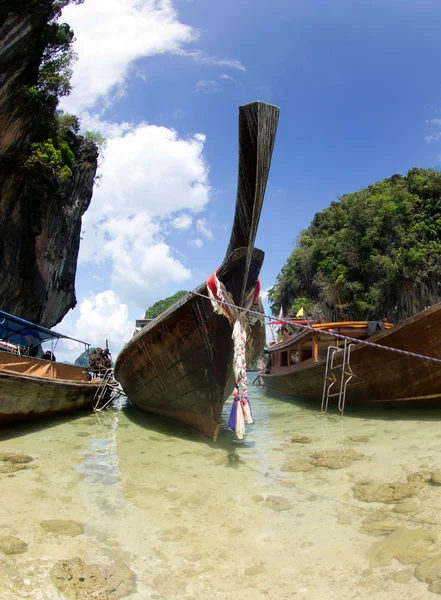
[22,0,104,186]
[144,291,189,319]
[268,168,441,324]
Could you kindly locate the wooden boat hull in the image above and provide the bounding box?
[0,370,101,424]
[114,252,265,440]
[115,102,279,438]
[263,302,441,407]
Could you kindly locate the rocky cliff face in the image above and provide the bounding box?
[0,2,97,327]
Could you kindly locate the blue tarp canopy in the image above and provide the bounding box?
[0,309,89,349]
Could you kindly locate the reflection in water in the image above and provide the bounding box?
[1,383,441,598]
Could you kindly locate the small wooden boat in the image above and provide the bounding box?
[0,309,104,423]
[263,303,441,408]
[114,101,280,439]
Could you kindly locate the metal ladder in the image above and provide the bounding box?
[92,368,126,412]
[321,341,358,414]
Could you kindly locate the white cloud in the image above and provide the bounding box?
[61,0,196,113]
[76,290,134,348]
[196,218,213,239]
[180,50,246,71]
[195,80,219,94]
[188,238,204,248]
[56,291,134,362]
[172,214,193,230]
[79,121,209,306]
[425,119,441,144]
[220,73,243,88]
[426,133,441,144]
[57,0,252,312]
[61,0,246,114]
[104,214,192,304]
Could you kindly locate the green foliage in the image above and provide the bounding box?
[24,18,78,121]
[145,291,189,319]
[289,296,322,319]
[83,131,107,154]
[269,169,441,323]
[26,138,72,183]
[55,112,80,135]
[19,1,104,189]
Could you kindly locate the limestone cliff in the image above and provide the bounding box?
[0,1,98,327]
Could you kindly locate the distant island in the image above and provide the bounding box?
[269,168,441,324]
[144,291,188,319]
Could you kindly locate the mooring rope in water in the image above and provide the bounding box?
[190,289,441,365]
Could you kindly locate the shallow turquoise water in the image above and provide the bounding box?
[1,379,441,599]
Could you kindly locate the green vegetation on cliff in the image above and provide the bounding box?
[145,291,188,319]
[269,168,441,323]
[21,0,103,187]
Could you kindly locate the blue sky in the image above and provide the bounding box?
[55,0,441,360]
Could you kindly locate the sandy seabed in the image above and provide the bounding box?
[1,384,441,599]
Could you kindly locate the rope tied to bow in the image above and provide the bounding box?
[206,270,260,439]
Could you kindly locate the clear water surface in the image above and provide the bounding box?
[1,376,441,599]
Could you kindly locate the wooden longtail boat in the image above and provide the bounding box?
[263,303,441,408]
[0,309,103,423]
[114,102,280,440]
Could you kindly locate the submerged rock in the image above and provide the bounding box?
[349,436,372,443]
[391,570,413,583]
[0,535,27,555]
[50,557,135,599]
[353,480,423,503]
[279,480,297,488]
[430,472,441,486]
[361,512,398,536]
[310,449,363,469]
[280,458,314,472]
[392,499,419,514]
[0,451,33,463]
[415,555,441,582]
[289,436,312,444]
[369,527,437,567]
[40,520,84,537]
[245,564,266,576]
[0,462,28,474]
[0,451,34,474]
[415,555,441,594]
[266,496,292,511]
[407,471,433,485]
